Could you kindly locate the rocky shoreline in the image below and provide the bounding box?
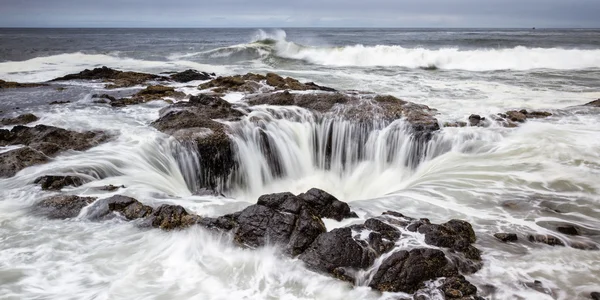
[2,66,600,299]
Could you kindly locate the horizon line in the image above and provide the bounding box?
[1,26,598,30]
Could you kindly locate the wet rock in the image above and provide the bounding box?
[524,110,552,118]
[169,69,214,82]
[51,66,163,89]
[443,121,468,128]
[299,227,379,277]
[494,233,518,242]
[440,275,478,299]
[418,219,482,273]
[0,79,47,89]
[1,113,39,125]
[505,110,527,123]
[591,292,600,300]
[557,225,579,236]
[468,114,485,127]
[569,240,599,251]
[233,191,327,256]
[369,248,458,293]
[87,195,153,221]
[199,73,335,94]
[528,234,565,246]
[585,99,600,107]
[0,125,109,177]
[145,204,200,230]
[49,100,71,105]
[363,218,402,241]
[92,94,117,103]
[97,184,126,191]
[297,188,358,221]
[523,280,556,297]
[34,175,84,190]
[110,85,185,107]
[35,195,97,219]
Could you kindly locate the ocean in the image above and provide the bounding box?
[0,28,599,300]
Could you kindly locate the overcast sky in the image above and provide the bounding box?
[1,0,599,28]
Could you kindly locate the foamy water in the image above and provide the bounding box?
[1,28,600,300]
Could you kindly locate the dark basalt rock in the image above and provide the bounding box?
[145,204,200,230]
[96,184,126,191]
[369,248,458,293]
[87,195,153,221]
[51,66,163,89]
[440,275,479,299]
[297,188,358,221]
[528,234,565,246]
[92,94,117,103]
[0,79,47,89]
[1,113,39,125]
[49,100,71,105]
[110,85,185,107]
[232,192,327,256]
[494,233,518,242]
[585,99,600,107]
[199,72,335,94]
[557,225,579,236]
[35,195,97,219]
[591,292,600,300]
[169,69,214,83]
[468,114,485,127]
[34,175,84,190]
[0,125,108,177]
[299,227,379,277]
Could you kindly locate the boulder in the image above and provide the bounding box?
[468,114,484,127]
[297,188,358,221]
[369,248,458,293]
[494,233,518,242]
[528,234,565,246]
[34,175,84,190]
[169,69,213,82]
[144,204,200,230]
[0,125,109,177]
[505,110,527,123]
[86,195,153,221]
[0,79,47,89]
[440,276,479,299]
[1,113,39,125]
[51,66,163,89]
[232,192,327,256]
[35,195,97,219]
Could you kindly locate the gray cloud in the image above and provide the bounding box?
[1,0,599,27]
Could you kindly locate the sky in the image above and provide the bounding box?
[1,0,599,28]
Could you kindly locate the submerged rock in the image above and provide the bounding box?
[528,234,565,246]
[1,113,39,125]
[591,292,600,300]
[87,195,153,221]
[584,99,600,107]
[34,175,84,190]
[51,66,163,88]
[35,195,97,219]
[0,79,47,89]
[169,69,214,83]
[0,125,109,177]
[494,233,518,242]
[557,225,579,236]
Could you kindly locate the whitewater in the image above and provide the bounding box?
[1,28,600,300]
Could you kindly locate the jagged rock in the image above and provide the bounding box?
[297,188,358,221]
[440,275,479,299]
[0,125,108,177]
[585,99,600,107]
[145,204,200,230]
[528,234,565,246]
[51,66,163,89]
[299,227,379,278]
[369,248,458,293]
[199,73,335,94]
[97,184,126,191]
[0,79,47,89]
[110,85,185,107]
[87,195,153,221]
[169,69,214,82]
[418,219,482,273]
[35,195,97,219]
[34,175,84,190]
[494,233,518,242]
[232,192,327,256]
[1,113,39,125]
